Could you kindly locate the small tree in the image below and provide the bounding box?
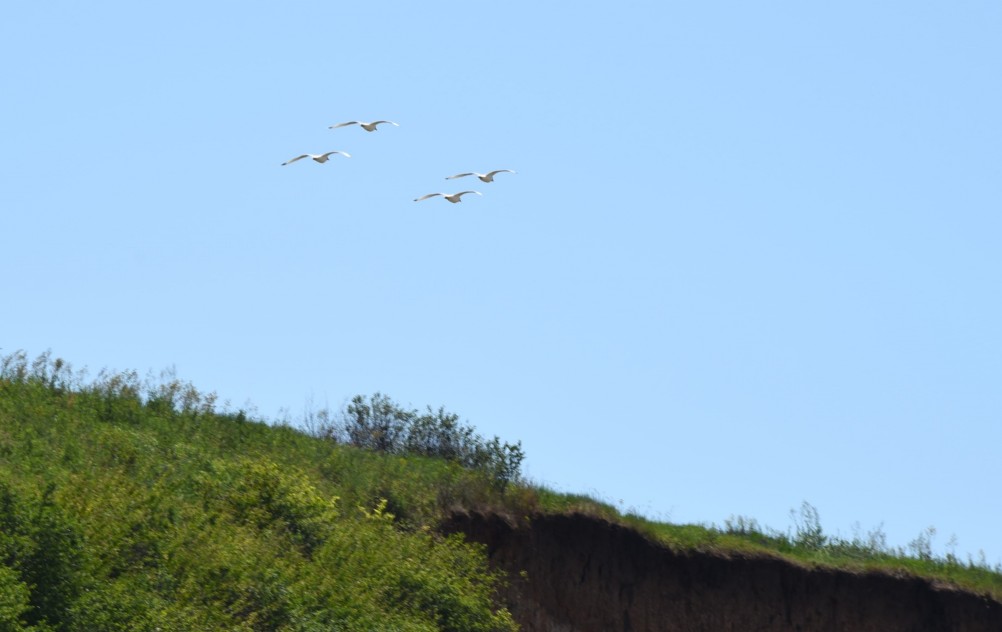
[342,393,413,453]
[405,407,477,462]
[472,436,524,492]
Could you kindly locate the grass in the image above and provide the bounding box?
[528,492,1002,601]
[1,350,1000,631]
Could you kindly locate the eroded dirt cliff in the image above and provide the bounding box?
[443,511,1002,632]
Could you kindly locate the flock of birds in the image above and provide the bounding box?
[282,120,515,203]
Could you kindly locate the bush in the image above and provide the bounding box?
[305,500,517,632]
[220,459,339,554]
[0,565,33,631]
[315,394,523,491]
[0,484,84,630]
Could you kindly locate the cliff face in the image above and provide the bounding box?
[443,511,1002,632]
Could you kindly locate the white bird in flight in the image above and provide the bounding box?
[413,191,483,204]
[445,169,515,183]
[282,151,351,166]
[329,120,399,132]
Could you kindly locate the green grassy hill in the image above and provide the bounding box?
[0,353,519,631]
[1,352,999,630]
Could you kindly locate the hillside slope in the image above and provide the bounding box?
[0,356,517,631]
[2,353,1000,631]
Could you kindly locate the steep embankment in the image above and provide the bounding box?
[444,511,1002,632]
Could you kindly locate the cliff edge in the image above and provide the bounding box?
[444,511,1002,632]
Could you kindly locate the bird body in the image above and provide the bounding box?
[329,120,399,132]
[445,169,515,183]
[282,151,351,165]
[414,191,482,204]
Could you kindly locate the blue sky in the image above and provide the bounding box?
[3,2,1000,564]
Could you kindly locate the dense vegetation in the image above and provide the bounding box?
[0,352,519,631]
[301,392,524,494]
[1,351,999,630]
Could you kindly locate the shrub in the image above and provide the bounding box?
[0,565,33,631]
[0,484,84,630]
[315,394,523,491]
[790,501,826,551]
[220,459,339,554]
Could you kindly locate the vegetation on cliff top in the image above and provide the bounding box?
[535,489,1002,601]
[0,351,999,629]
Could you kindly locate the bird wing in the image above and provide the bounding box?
[282,154,309,165]
[329,122,359,129]
[373,120,399,127]
[457,191,483,198]
[487,170,514,177]
[323,151,351,158]
[445,173,475,180]
[414,193,443,202]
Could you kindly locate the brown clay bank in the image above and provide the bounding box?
[443,511,1002,632]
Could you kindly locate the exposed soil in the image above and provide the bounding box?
[443,511,1002,632]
